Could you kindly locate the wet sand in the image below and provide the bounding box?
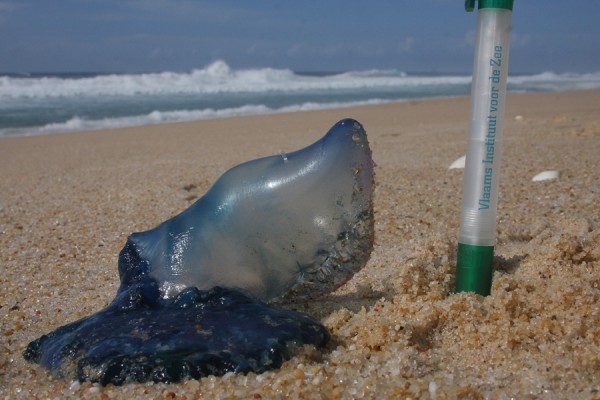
[1,89,599,399]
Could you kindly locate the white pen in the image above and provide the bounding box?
[456,0,514,295]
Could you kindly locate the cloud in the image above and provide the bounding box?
[459,29,531,50]
[122,0,263,24]
[463,29,476,47]
[510,32,531,48]
[149,47,175,59]
[288,42,398,59]
[397,37,415,53]
[0,1,22,12]
[0,1,25,26]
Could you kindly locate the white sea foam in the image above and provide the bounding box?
[1,61,599,136]
[0,61,470,99]
[508,71,600,91]
[26,99,391,136]
[2,63,599,100]
[0,62,454,100]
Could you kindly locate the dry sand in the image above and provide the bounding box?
[1,89,599,399]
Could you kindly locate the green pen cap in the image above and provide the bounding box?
[455,244,494,296]
[465,0,514,12]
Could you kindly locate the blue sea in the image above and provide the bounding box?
[2,60,600,137]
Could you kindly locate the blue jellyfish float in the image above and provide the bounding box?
[24,119,375,385]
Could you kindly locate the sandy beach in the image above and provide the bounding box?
[1,89,599,398]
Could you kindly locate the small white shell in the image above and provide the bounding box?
[532,170,560,182]
[448,155,466,170]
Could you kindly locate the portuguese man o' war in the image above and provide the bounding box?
[24,119,375,385]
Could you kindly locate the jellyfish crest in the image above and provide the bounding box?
[121,118,374,301]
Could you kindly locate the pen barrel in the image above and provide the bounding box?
[457,6,512,295]
[459,8,512,246]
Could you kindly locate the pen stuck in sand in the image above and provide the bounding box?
[456,0,514,296]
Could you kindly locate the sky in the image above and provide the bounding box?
[1,0,599,74]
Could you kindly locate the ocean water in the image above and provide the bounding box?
[1,60,600,137]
